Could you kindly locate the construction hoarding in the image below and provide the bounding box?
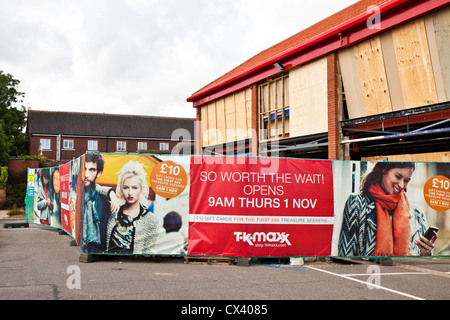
[25,153,449,258]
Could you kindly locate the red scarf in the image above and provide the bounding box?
[368,184,411,256]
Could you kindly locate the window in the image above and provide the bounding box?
[117,141,127,152]
[137,142,148,151]
[63,139,74,149]
[160,143,169,151]
[87,140,98,151]
[40,139,51,150]
[258,74,290,141]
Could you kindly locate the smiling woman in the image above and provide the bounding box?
[361,162,415,196]
[338,161,438,257]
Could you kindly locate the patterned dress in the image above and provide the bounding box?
[106,203,158,255]
[338,192,429,257]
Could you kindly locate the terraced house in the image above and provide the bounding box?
[187,0,450,163]
[27,110,195,161]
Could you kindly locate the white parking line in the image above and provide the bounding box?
[305,266,425,300]
[343,272,424,276]
[395,263,450,279]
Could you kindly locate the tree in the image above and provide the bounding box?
[0,71,28,166]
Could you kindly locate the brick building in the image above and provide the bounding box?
[26,110,195,161]
[187,0,450,162]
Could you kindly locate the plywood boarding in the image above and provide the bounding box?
[431,7,450,100]
[338,47,366,119]
[234,89,248,141]
[215,99,226,146]
[245,88,253,139]
[363,152,449,163]
[283,77,290,136]
[289,57,328,137]
[354,36,393,115]
[201,105,209,147]
[225,95,236,142]
[392,18,438,108]
[207,102,218,146]
[201,88,253,147]
[424,14,446,103]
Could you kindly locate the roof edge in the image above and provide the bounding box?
[27,109,196,121]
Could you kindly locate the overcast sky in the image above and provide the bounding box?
[0,0,358,119]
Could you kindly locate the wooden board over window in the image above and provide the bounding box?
[200,88,252,148]
[259,74,290,142]
[354,36,392,116]
[340,14,448,121]
[289,57,328,137]
[392,18,438,108]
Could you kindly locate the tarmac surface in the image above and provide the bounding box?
[0,212,449,314]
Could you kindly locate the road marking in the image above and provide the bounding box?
[305,266,425,300]
[396,263,450,279]
[343,272,424,276]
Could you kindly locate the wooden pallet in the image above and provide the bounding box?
[184,256,236,265]
[2,222,29,229]
[253,257,290,264]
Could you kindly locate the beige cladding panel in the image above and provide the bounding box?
[380,32,405,111]
[289,57,328,137]
[338,47,365,119]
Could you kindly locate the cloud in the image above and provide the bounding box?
[0,0,358,118]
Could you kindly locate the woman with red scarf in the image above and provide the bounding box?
[338,162,438,257]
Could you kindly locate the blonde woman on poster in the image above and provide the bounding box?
[106,161,158,254]
[338,162,438,257]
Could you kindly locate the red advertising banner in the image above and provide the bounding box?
[60,162,71,235]
[188,156,335,257]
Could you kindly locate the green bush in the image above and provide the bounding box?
[7,209,25,216]
[0,155,52,210]
[0,170,26,210]
[0,166,7,189]
[15,155,51,168]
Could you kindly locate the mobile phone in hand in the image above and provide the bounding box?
[423,226,438,240]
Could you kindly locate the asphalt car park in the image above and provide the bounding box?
[1,222,449,306]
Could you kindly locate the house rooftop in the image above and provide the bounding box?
[27,110,195,140]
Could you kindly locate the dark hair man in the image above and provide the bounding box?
[81,154,119,253]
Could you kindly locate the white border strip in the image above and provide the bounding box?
[189,214,334,225]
